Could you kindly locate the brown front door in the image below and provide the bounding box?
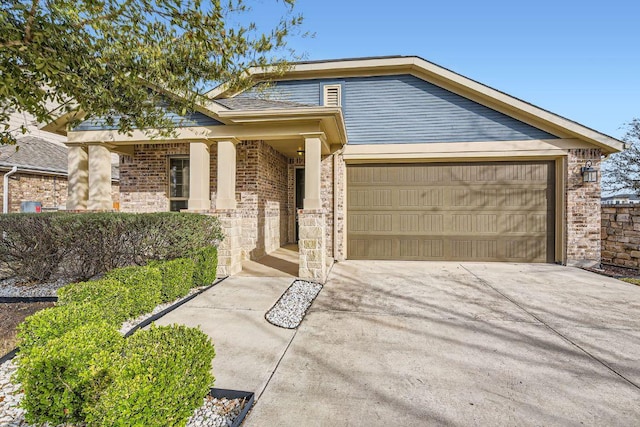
[347,161,555,262]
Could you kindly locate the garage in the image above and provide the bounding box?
[347,161,555,262]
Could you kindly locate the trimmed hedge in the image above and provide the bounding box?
[86,325,215,427]
[0,212,222,282]
[16,257,218,426]
[150,257,196,302]
[192,246,219,287]
[17,302,122,352]
[17,323,124,425]
[106,265,164,315]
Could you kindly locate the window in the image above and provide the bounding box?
[168,157,189,211]
[323,84,341,107]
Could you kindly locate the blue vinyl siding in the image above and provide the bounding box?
[237,75,557,144]
[74,110,223,131]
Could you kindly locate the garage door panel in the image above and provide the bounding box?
[347,162,555,262]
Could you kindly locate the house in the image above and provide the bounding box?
[43,56,624,281]
[0,136,120,213]
[602,193,640,205]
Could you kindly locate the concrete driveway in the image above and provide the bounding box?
[247,262,640,426]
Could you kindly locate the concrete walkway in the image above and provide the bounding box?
[154,276,296,393]
[156,261,640,426]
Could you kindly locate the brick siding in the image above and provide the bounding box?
[566,148,602,266]
[0,171,119,213]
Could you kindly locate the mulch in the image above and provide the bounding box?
[0,301,55,357]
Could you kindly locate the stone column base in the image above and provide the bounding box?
[298,209,327,283]
[215,210,243,277]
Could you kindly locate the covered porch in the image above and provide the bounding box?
[64,108,347,283]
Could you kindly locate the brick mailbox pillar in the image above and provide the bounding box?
[215,209,243,277]
[298,209,327,283]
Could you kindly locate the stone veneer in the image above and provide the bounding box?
[0,171,119,213]
[215,210,243,276]
[298,209,327,282]
[601,204,640,269]
[566,148,602,266]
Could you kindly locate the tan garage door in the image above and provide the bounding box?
[347,161,555,262]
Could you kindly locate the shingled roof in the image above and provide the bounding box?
[214,97,314,110]
[0,136,119,179]
[0,136,68,174]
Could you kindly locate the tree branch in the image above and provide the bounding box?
[24,0,40,43]
[74,0,135,28]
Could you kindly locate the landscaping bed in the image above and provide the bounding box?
[0,302,54,357]
[584,263,640,286]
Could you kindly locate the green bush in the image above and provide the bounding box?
[0,212,222,282]
[57,278,125,305]
[17,323,124,425]
[86,325,215,427]
[106,265,163,315]
[192,246,218,287]
[17,302,123,352]
[150,257,196,301]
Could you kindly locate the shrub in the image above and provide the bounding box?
[150,257,196,302]
[86,325,215,427]
[106,265,163,314]
[17,303,122,352]
[17,323,124,425]
[192,246,218,287]
[0,214,68,282]
[0,212,222,282]
[57,278,125,305]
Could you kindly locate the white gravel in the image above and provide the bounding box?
[265,280,323,329]
[119,285,208,334]
[0,277,68,298]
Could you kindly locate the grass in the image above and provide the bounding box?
[620,278,640,286]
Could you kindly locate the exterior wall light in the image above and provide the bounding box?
[581,160,598,183]
[296,147,305,156]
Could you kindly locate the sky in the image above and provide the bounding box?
[247,0,640,140]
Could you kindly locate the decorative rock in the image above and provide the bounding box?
[265,280,323,329]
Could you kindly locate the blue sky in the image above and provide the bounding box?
[249,0,639,140]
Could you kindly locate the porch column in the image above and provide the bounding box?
[303,133,324,210]
[214,138,242,276]
[215,139,238,210]
[66,145,88,210]
[188,141,211,211]
[299,133,328,282]
[87,144,112,210]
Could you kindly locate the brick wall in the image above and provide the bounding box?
[566,148,602,267]
[119,143,196,212]
[119,140,289,261]
[0,171,119,213]
[601,204,640,269]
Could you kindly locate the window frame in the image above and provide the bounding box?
[167,155,190,211]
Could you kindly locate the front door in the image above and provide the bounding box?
[295,168,305,241]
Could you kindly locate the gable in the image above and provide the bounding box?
[236,74,558,144]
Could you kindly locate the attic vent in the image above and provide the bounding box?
[323,84,341,107]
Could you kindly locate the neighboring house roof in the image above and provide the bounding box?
[214,97,314,110]
[0,136,119,180]
[602,192,640,201]
[0,136,68,174]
